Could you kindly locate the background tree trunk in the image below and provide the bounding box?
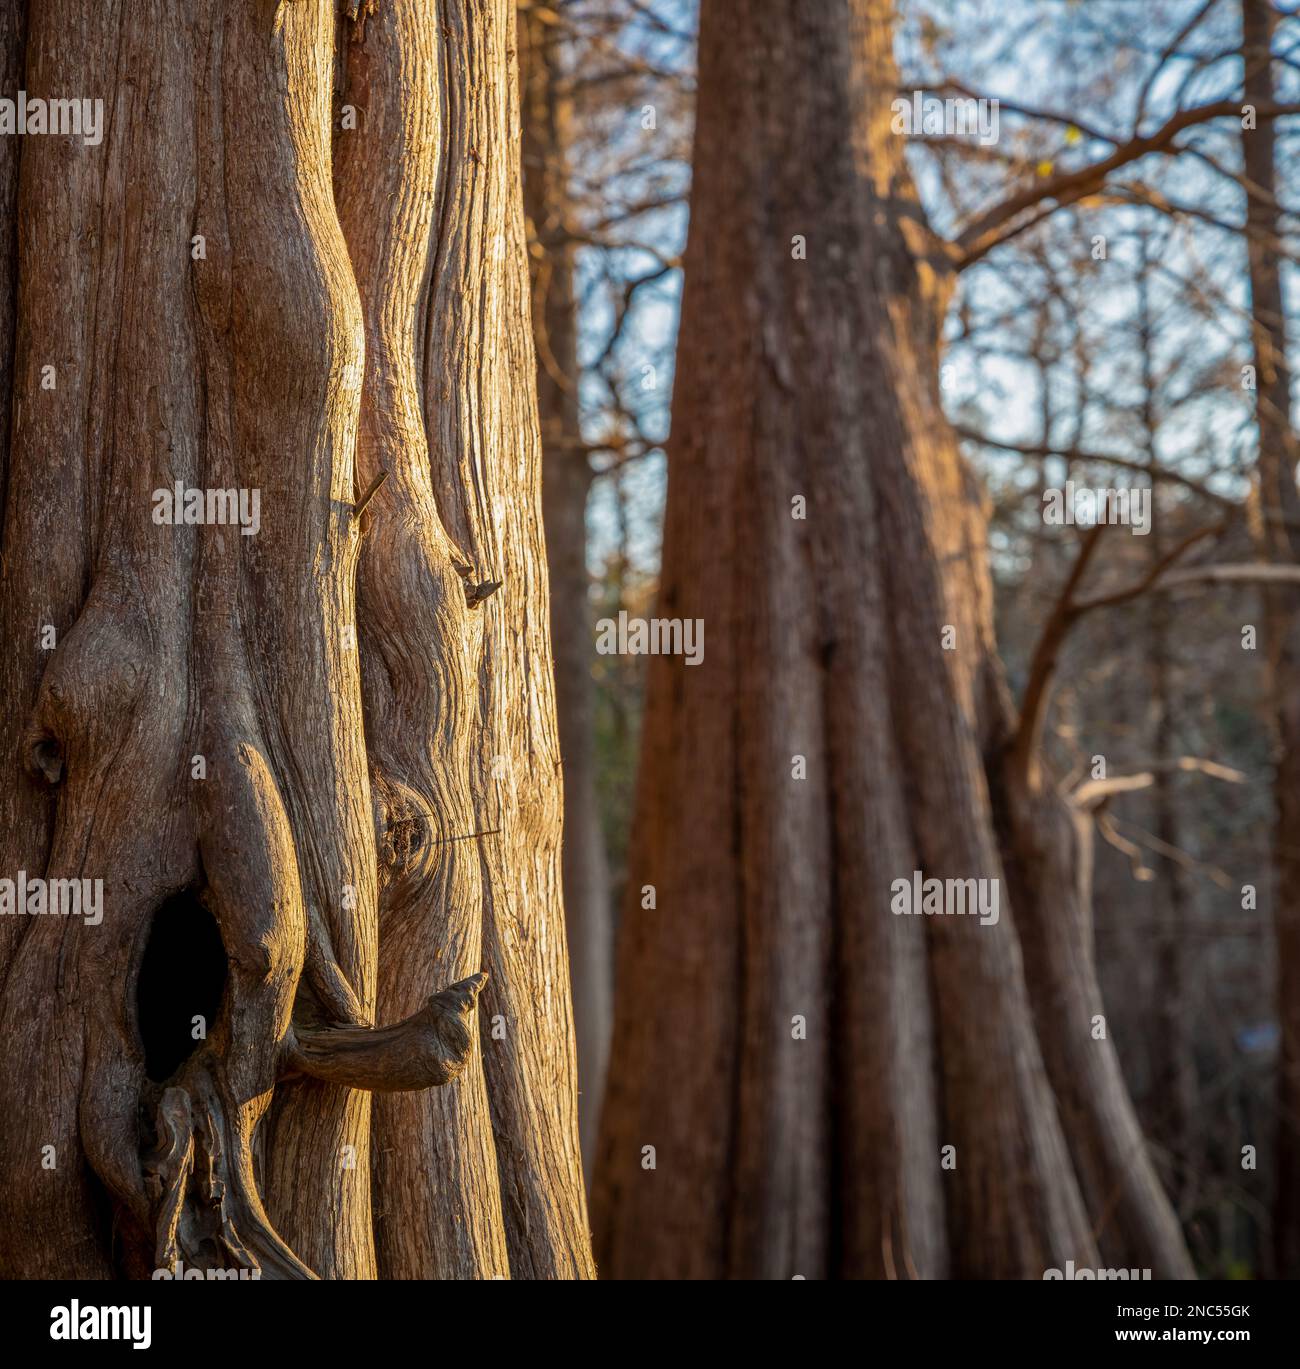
[1240,0,1300,1281]
[519,0,613,1184]
[1135,241,1199,1214]
[593,0,1191,1279]
[0,0,591,1282]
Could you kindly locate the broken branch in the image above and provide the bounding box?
[286,972,488,1092]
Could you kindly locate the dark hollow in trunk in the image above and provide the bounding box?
[135,888,229,1085]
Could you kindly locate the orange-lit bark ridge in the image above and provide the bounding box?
[0,1,591,1280]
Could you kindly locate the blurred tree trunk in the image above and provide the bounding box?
[1241,0,1300,1281]
[0,0,591,1281]
[1147,592,1199,1208]
[593,0,1191,1279]
[519,0,612,1183]
[1137,246,1199,1215]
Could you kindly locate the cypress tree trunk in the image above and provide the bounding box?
[593,0,1191,1280]
[0,0,591,1282]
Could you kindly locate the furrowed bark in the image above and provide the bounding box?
[417,0,593,1279]
[0,0,186,1279]
[208,0,380,1284]
[0,0,384,1281]
[596,0,1086,1280]
[334,0,510,1279]
[329,0,590,1281]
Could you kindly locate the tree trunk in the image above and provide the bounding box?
[0,0,591,1282]
[1240,0,1300,1281]
[593,0,1191,1279]
[1136,247,1199,1214]
[1146,579,1199,1212]
[519,0,612,1183]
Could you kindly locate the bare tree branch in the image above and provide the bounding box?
[954,424,1242,508]
[1010,521,1224,785]
[952,99,1300,270]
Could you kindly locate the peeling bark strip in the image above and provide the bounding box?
[0,0,591,1280]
